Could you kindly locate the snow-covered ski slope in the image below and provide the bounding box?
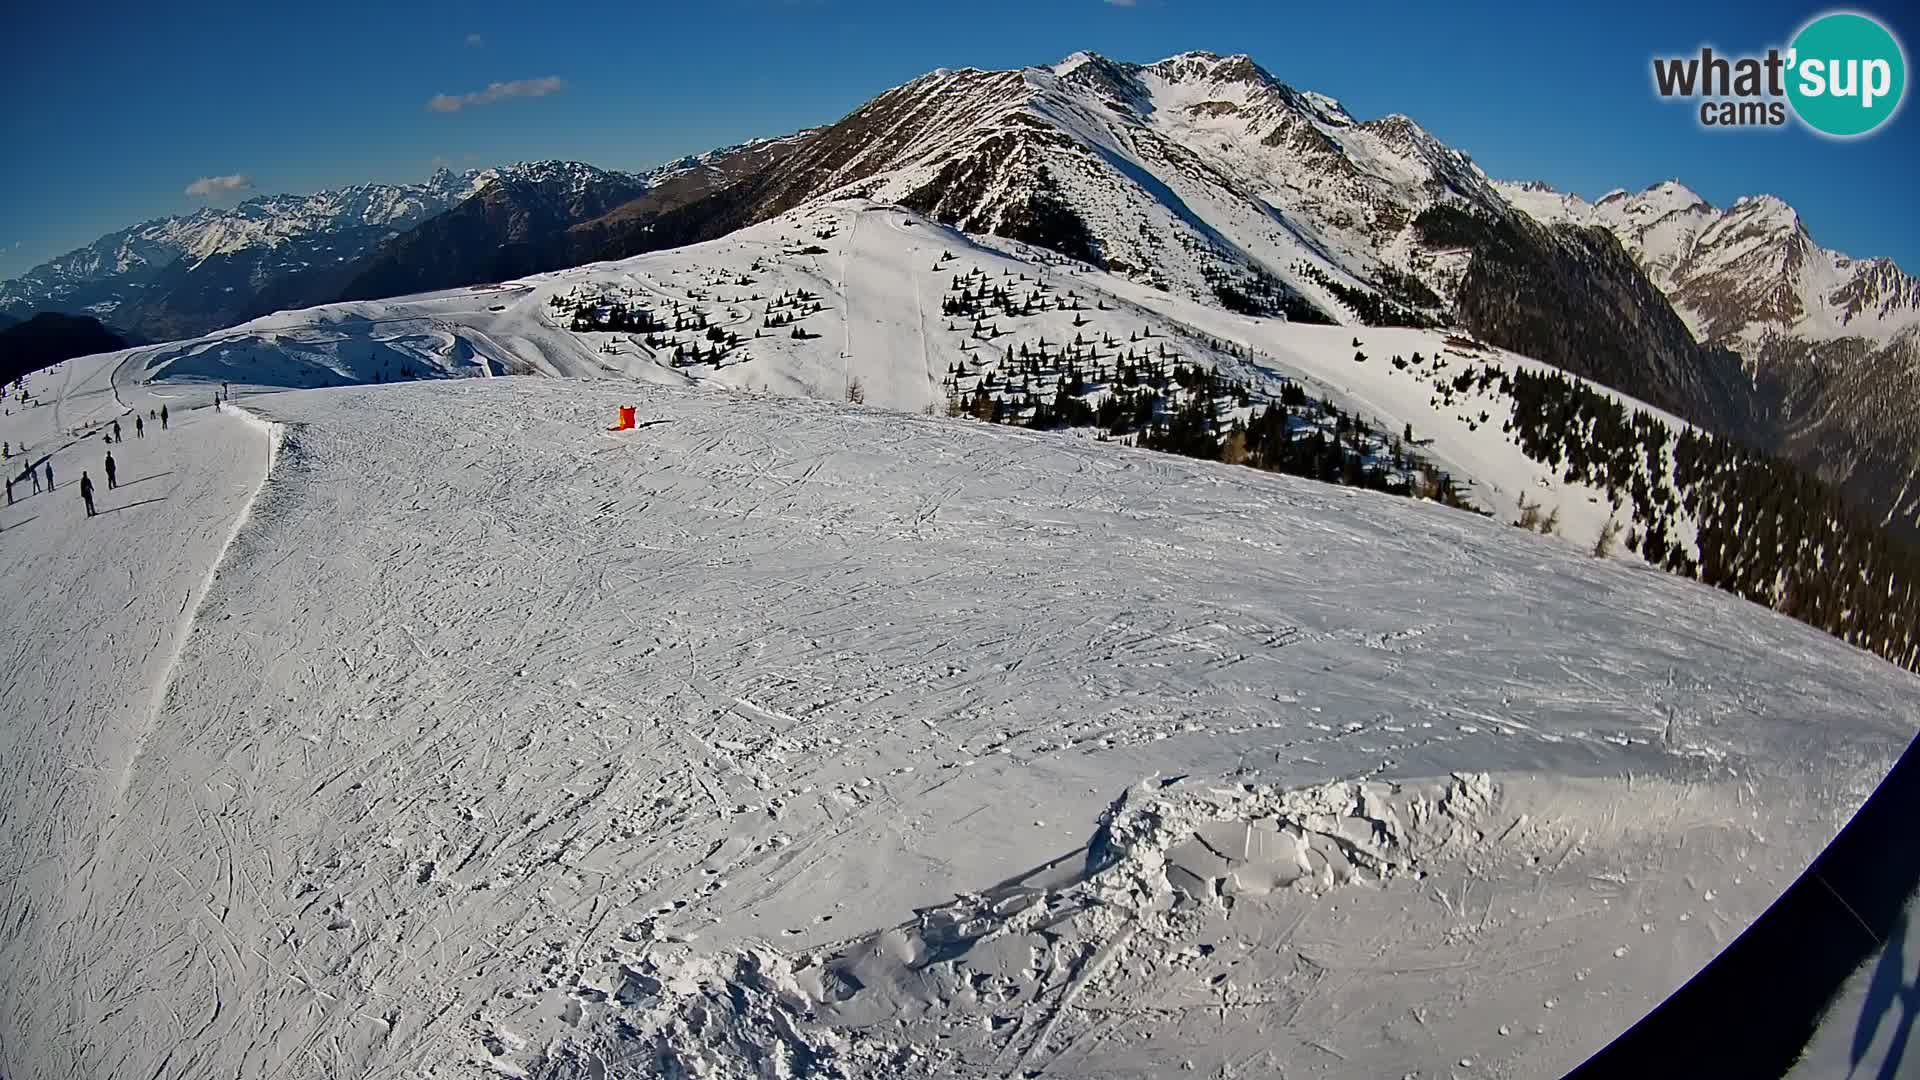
[1,336,1916,1078]
[116,201,1699,565]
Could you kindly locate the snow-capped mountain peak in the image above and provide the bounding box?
[1051,50,1100,77]
[1145,50,1271,85]
[1643,178,1709,209]
[0,167,504,327]
[423,164,467,196]
[466,160,642,201]
[716,48,1512,334]
[1496,177,1917,351]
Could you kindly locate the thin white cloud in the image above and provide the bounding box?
[465,32,485,48]
[1104,0,1138,6]
[427,76,566,113]
[184,174,255,199]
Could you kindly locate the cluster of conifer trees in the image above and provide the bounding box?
[950,356,1471,509]
[1500,366,1920,671]
[1291,262,1439,328]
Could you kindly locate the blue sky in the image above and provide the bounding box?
[1,0,1915,282]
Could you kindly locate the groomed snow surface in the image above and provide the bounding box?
[3,337,1916,1080]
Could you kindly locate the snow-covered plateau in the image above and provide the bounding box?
[79,202,1714,568]
[1,202,1916,1079]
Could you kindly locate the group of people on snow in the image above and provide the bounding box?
[4,393,185,523]
[6,454,53,506]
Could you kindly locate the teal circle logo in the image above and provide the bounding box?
[1787,12,1906,136]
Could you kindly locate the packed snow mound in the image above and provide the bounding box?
[4,354,1913,1079]
[540,772,1507,1078]
[527,769,1874,1079]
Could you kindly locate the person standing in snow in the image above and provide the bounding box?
[160,405,169,431]
[79,472,95,518]
[135,415,144,439]
[29,462,41,494]
[44,461,53,492]
[112,419,121,442]
[5,475,12,505]
[104,452,116,490]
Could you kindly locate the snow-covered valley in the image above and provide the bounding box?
[3,301,1916,1077]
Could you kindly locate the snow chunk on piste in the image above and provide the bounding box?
[535,946,926,1080]
[510,765,1839,1078]
[1088,772,1495,901]
[534,773,1504,1078]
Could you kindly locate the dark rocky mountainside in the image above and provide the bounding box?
[0,313,129,384]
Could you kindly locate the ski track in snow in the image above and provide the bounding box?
[1,356,1915,1078]
[0,364,268,1080]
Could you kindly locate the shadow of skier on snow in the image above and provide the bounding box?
[94,497,168,516]
[1851,906,1918,1080]
[114,471,174,490]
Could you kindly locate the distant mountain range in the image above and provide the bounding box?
[0,168,487,340]
[0,147,811,345]
[335,136,814,305]
[3,50,1914,534]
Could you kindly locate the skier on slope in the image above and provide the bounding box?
[5,475,12,505]
[112,419,121,442]
[135,415,144,439]
[160,405,169,430]
[79,472,95,518]
[104,451,116,490]
[44,461,53,492]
